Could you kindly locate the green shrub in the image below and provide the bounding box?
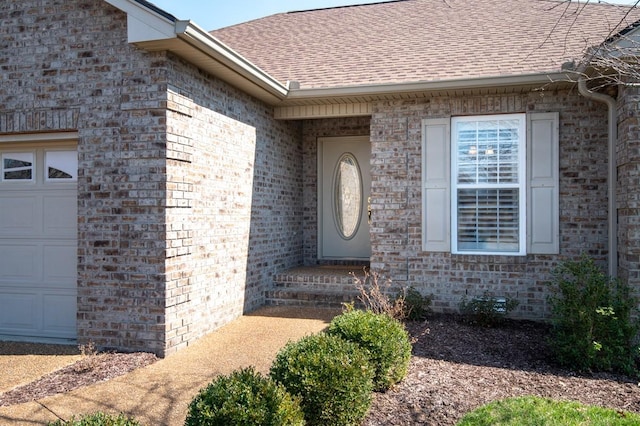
[327,309,412,391]
[457,395,640,425]
[270,333,373,426]
[547,255,639,375]
[399,287,432,320]
[459,292,519,327]
[185,367,305,426]
[48,412,140,426]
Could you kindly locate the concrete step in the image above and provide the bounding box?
[269,265,368,308]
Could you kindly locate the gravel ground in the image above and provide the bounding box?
[2,313,639,425]
[0,343,81,394]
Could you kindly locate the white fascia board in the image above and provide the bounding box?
[286,72,575,101]
[104,0,176,42]
[174,21,289,99]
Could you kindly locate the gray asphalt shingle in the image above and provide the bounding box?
[211,0,640,88]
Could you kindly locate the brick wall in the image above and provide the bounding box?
[0,0,170,354]
[0,0,303,356]
[617,84,640,302]
[162,57,303,355]
[369,91,609,319]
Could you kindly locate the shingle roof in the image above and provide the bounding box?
[211,0,640,89]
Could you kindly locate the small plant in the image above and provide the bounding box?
[400,286,432,320]
[459,292,519,327]
[328,309,412,391]
[270,333,374,426]
[74,341,101,373]
[48,412,141,426]
[185,367,305,426]
[547,255,639,375]
[351,269,407,320]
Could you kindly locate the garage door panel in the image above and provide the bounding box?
[0,292,39,332]
[0,143,77,342]
[44,243,77,286]
[0,195,40,237]
[43,194,77,236]
[0,243,41,282]
[43,293,76,336]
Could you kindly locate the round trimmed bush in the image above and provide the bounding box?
[328,309,412,391]
[185,367,305,426]
[270,333,374,426]
[47,412,140,426]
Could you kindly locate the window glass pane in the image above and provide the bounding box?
[333,153,362,239]
[2,152,34,181]
[45,150,77,181]
[456,119,520,185]
[457,188,520,252]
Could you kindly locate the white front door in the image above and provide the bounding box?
[0,141,77,341]
[319,136,371,260]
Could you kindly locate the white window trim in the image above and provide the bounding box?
[450,114,527,256]
[1,151,36,183]
[44,149,78,182]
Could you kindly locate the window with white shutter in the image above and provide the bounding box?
[422,112,559,255]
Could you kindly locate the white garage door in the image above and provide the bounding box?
[0,141,77,342]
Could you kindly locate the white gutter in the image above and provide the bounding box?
[105,0,289,102]
[578,77,617,277]
[286,72,575,100]
[174,21,289,100]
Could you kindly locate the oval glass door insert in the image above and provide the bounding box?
[333,153,363,239]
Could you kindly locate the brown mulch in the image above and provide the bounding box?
[1,316,639,426]
[0,352,157,406]
[364,315,640,425]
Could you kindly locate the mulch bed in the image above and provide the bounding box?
[1,315,639,426]
[0,352,157,407]
[364,315,640,425]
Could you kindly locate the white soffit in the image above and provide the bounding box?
[104,0,176,42]
[274,73,576,119]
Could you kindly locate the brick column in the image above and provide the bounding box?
[617,83,640,296]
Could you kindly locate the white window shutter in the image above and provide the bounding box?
[422,118,451,252]
[527,112,559,254]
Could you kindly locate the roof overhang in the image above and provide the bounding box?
[105,0,578,120]
[104,0,289,105]
[276,73,576,119]
[600,20,640,60]
[569,21,640,91]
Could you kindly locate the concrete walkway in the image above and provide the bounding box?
[0,306,338,425]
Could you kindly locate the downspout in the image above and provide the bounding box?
[578,77,618,277]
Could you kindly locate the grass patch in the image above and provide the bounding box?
[457,396,640,425]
